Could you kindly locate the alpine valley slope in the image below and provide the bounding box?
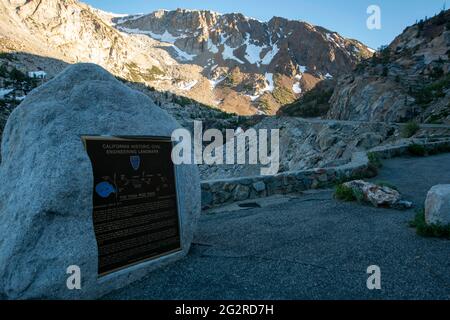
[280,9,450,125]
[0,0,372,115]
[327,9,450,124]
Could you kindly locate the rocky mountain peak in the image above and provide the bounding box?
[0,0,372,115]
[115,8,371,77]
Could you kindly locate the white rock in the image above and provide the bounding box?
[425,185,450,225]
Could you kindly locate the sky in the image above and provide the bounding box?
[84,0,447,49]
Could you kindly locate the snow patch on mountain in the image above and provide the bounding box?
[292,82,302,94]
[0,88,14,98]
[209,76,226,89]
[28,71,47,78]
[262,73,274,92]
[119,26,197,61]
[222,44,245,64]
[207,39,219,54]
[177,80,198,91]
[244,36,264,66]
[260,45,279,65]
[171,46,196,61]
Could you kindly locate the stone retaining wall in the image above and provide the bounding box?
[200,139,450,209]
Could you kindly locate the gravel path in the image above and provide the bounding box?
[106,153,450,300]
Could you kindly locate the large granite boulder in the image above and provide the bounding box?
[425,185,450,226]
[0,63,201,299]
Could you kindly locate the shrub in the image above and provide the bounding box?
[352,188,365,203]
[413,74,450,106]
[409,209,450,239]
[334,184,356,202]
[431,66,444,79]
[417,19,425,32]
[0,52,15,61]
[367,152,382,168]
[172,95,193,107]
[142,66,165,82]
[0,64,8,77]
[365,163,379,178]
[279,85,333,117]
[377,46,391,64]
[273,85,295,105]
[9,67,27,83]
[435,143,450,154]
[408,143,426,156]
[436,10,446,26]
[402,121,420,138]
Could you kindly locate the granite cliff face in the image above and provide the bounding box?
[327,10,450,124]
[0,0,372,115]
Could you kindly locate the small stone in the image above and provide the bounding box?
[252,181,266,192]
[317,173,328,182]
[392,200,413,210]
[234,185,250,201]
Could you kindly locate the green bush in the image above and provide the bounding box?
[9,67,27,83]
[352,188,365,203]
[402,121,420,138]
[409,209,450,239]
[141,66,165,82]
[427,109,450,124]
[334,184,356,202]
[172,95,193,107]
[279,86,333,117]
[431,65,444,79]
[0,52,15,61]
[436,10,446,26]
[413,74,450,106]
[408,143,426,156]
[273,85,295,105]
[427,143,450,155]
[0,64,8,77]
[367,152,382,168]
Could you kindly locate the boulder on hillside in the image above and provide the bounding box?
[0,63,201,299]
[425,185,450,226]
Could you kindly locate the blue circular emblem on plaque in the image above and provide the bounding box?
[95,182,115,198]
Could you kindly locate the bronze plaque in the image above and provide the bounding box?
[82,136,181,276]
